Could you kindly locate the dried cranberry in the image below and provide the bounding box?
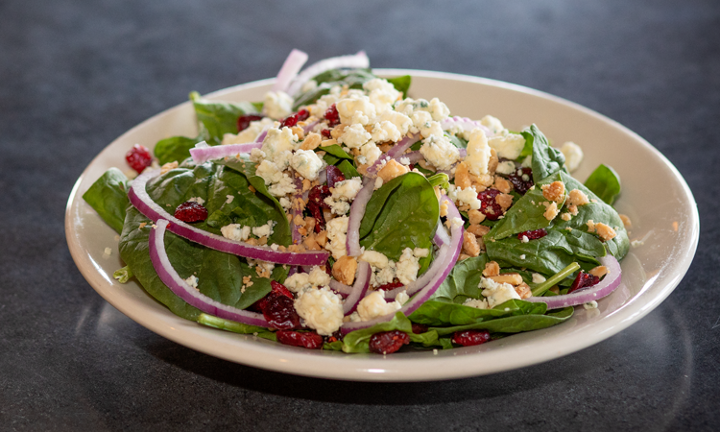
[477,189,504,221]
[271,280,294,299]
[411,323,429,334]
[307,185,331,232]
[376,280,404,291]
[276,330,323,349]
[568,271,600,294]
[321,129,333,139]
[453,330,491,346]
[125,144,153,174]
[237,114,263,132]
[326,330,343,343]
[280,109,310,128]
[507,167,534,195]
[517,228,547,241]
[324,104,340,126]
[326,165,346,187]
[174,201,208,222]
[368,330,410,354]
[262,294,300,330]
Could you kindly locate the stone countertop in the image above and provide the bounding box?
[1,0,718,430]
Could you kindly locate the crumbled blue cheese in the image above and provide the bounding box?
[251,220,276,238]
[480,115,504,135]
[420,134,460,170]
[480,277,521,308]
[263,91,294,119]
[371,121,402,144]
[260,127,298,165]
[325,216,349,259]
[464,128,492,176]
[583,300,598,309]
[495,161,516,175]
[356,291,402,321]
[220,224,251,241]
[294,287,344,335]
[360,142,383,165]
[324,177,362,215]
[309,93,339,118]
[222,117,274,145]
[363,78,401,113]
[531,273,547,284]
[377,110,412,136]
[448,185,482,210]
[338,123,372,148]
[336,94,376,125]
[488,132,525,160]
[463,297,489,309]
[184,275,199,289]
[360,250,390,269]
[284,266,331,293]
[395,247,423,285]
[290,149,325,181]
[560,141,584,172]
[187,196,206,205]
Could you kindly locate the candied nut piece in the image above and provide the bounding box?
[489,273,523,286]
[462,231,481,257]
[330,124,347,139]
[586,220,617,241]
[619,214,632,228]
[482,261,500,277]
[543,201,559,221]
[467,224,490,237]
[332,256,358,285]
[302,235,321,251]
[300,132,322,150]
[567,189,589,207]
[541,181,566,203]
[494,177,513,194]
[291,126,305,141]
[495,193,514,212]
[487,148,499,174]
[315,230,328,247]
[468,209,486,225]
[515,282,532,299]
[589,265,609,278]
[454,162,472,189]
[160,161,178,174]
[377,159,410,183]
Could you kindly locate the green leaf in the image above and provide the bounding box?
[431,306,574,335]
[154,135,201,165]
[411,299,547,327]
[190,91,260,146]
[385,75,412,96]
[82,168,130,234]
[319,144,355,162]
[336,160,361,178]
[359,172,439,264]
[584,164,622,205]
[293,69,376,110]
[341,312,413,353]
[113,266,133,283]
[447,133,468,149]
[197,314,276,341]
[426,173,450,190]
[523,124,566,182]
[431,255,488,304]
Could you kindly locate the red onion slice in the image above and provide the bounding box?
[189,141,263,164]
[286,51,370,97]
[341,195,463,334]
[128,170,329,266]
[381,244,451,300]
[433,221,450,246]
[365,134,420,178]
[342,262,371,315]
[272,49,309,93]
[526,255,622,309]
[346,176,375,257]
[149,219,269,327]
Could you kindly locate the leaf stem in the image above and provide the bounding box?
[531,262,580,296]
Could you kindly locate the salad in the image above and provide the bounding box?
[83,50,630,355]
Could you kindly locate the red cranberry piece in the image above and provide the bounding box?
[279,109,310,128]
[271,280,294,299]
[517,228,548,241]
[237,114,263,132]
[125,144,153,174]
[321,129,333,139]
[411,323,429,334]
[568,271,600,294]
[276,330,323,349]
[477,189,504,220]
[296,109,310,122]
[262,294,300,330]
[507,167,534,195]
[368,330,410,354]
[324,104,340,126]
[307,185,331,232]
[376,280,404,291]
[326,165,346,187]
[174,201,208,222]
[453,330,491,346]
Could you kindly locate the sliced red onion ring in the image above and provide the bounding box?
[433,221,450,246]
[302,119,319,134]
[272,49,309,93]
[329,280,352,297]
[286,51,370,97]
[346,176,374,256]
[381,244,450,300]
[149,219,269,327]
[403,151,424,164]
[365,134,420,178]
[254,129,269,143]
[342,262,371,315]
[526,255,622,309]
[189,141,263,164]
[128,169,329,266]
[341,195,463,334]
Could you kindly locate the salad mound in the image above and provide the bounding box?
[83,50,630,354]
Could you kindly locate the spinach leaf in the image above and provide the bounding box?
[154,135,201,165]
[336,160,361,179]
[523,124,566,182]
[431,306,574,335]
[359,173,439,264]
[584,164,621,205]
[430,255,488,304]
[448,134,468,149]
[385,75,412,96]
[197,313,277,341]
[341,312,413,353]
[426,173,450,190]
[82,168,130,233]
[411,299,547,327]
[293,69,376,110]
[189,91,260,146]
[320,144,355,162]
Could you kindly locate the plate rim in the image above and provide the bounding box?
[65,69,700,381]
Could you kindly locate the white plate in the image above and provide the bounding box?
[65,69,699,381]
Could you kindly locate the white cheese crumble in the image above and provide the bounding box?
[338,123,372,148]
[356,291,402,321]
[222,117,273,145]
[495,161,516,175]
[187,196,205,205]
[463,297,490,309]
[294,287,344,335]
[419,134,460,171]
[251,220,276,238]
[360,142,383,165]
[260,127,298,166]
[583,300,599,309]
[480,115,505,135]
[336,94,376,125]
[290,149,325,181]
[479,277,521,308]
[488,132,525,160]
[263,91,294,119]
[184,275,199,289]
[220,224,251,241]
[464,128,492,176]
[395,248,421,285]
[325,216,349,259]
[448,185,481,210]
[560,141,584,172]
[532,273,547,284]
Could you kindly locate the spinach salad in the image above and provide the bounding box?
[83,50,629,354]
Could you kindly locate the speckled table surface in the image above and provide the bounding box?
[2,0,719,430]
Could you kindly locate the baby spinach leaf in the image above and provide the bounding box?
[584,164,621,205]
[385,75,412,96]
[430,255,488,304]
[426,173,450,190]
[319,144,355,162]
[189,91,260,146]
[197,313,277,341]
[82,168,130,234]
[341,312,413,353]
[523,124,566,182]
[359,172,439,263]
[336,160,361,178]
[293,69,376,110]
[154,135,202,165]
[410,299,547,327]
[431,306,573,335]
[448,134,468,149]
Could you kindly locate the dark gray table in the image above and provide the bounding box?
[2,0,718,430]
